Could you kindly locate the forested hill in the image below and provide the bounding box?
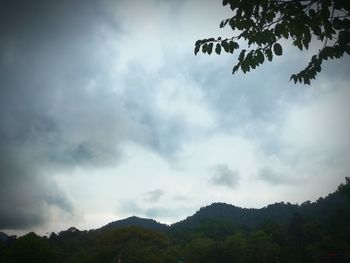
[97,185,347,232]
[100,216,168,232]
[0,178,349,262]
[172,188,347,230]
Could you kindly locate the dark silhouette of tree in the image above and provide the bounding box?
[194,0,350,84]
[3,232,57,263]
[338,176,350,198]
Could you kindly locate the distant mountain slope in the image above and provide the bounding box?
[171,188,348,230]
[97,185,349,233]
[99,187,348,234]
[171,202,297,230]
[100,216,169,232]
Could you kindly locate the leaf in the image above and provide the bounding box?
[194,45,200,55]
[256,50,264,64]
[241,60,250,73]
[229,41,239,53]
[308,9,316,17]
[238,49,246,61]
[311,26,321,35]
[303,31,311,49]
[282,30,289,39]
[207,43,214,55]
[264,48,273,62]
[219,19,230,28]
[221,40,229,52]
[293,39,303,51]
[302,38,309,49]
[195,40,202,46]
[202,43,207,54]
[290,74,297,84]
[273,43,283,56]
[232,64,240,74]
[274,23,283,37]
[215,43,221,55]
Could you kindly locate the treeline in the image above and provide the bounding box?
[0,178,349,263]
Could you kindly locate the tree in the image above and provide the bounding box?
[4,232,57,263]
[94,227,168,263]
[337,176,350,198]
[194,0,350,85]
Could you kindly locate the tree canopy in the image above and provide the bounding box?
[194,0,350,84]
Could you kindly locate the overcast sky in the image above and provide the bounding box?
[1,0,349,235]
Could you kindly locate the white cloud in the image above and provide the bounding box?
[282,86,350,153]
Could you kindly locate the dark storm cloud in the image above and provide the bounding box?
[0,0,193,230]
[0,141,74,229]
[0,0,128,230]
[209,164,240,189]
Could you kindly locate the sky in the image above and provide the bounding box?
[1,0,349,235]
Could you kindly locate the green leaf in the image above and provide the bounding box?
[238,49,246,61]
[194,45,200,55]
[293,39,303,51]
[303,30,311,49]
[256,50,264,64]
[215,43,221,55]
[207,43,213,55]
[273,43,283,56]
[232,64,240,74]
[195,40,202,46]
[221,40,229,52]
[302,38,309,49]
[202,43,208,54]
[290,74,297,84]
[264,48,273,62]
[220,19,230,28]
[308,9,316,17]
[311,26,321,35]
[274,23,283,37]
[229,41,239,53]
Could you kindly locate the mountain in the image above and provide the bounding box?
[171,188,348,230]
[1,179,349,263]
[97,184,348,233]
[171,202,297,230]
[100,216,169,232]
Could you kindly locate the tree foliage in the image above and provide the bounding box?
[194,0,350,85]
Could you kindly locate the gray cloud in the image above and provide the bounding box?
[144,207,173,218]
[172,195,190,202]
[0,0,196,230]
[209,164,240,189]
[1,0,349,232]
[257,166,298,186]
[0,0,127,230]
[0,142,74,229]
[143,189,164,202]
[119,201,173,218]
